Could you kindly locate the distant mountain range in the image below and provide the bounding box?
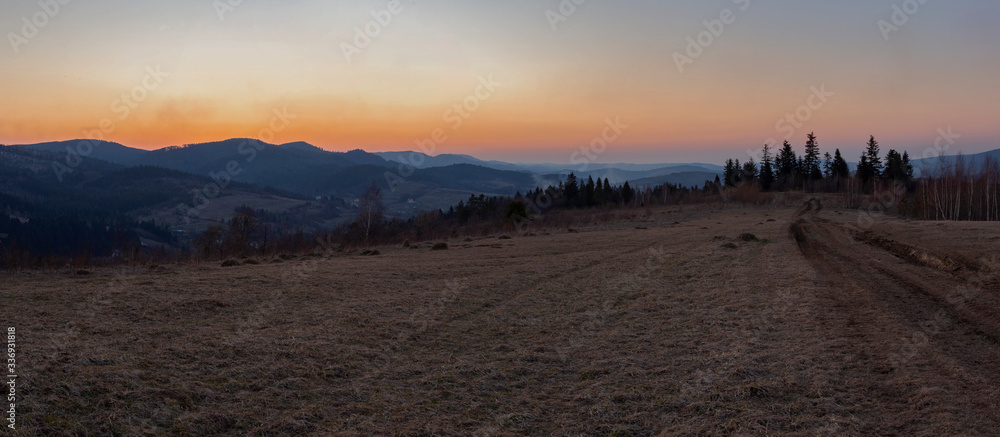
[910,148,1000,175]
[15,139,146,164]
[3,139,729,221]
[4,138,998,239]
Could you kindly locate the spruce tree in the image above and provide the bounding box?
[741,159,759,184]
[584,176,596,207]
[776,140,798,190]
[564,172,579,205]
[831,149,850,181]
[622,181,634,205]
[760,144,775,191]
[857,154,873,185]
[803,132,823,182]
[884,149,905,181]
[865,136,883,178]
[724,159,737,187]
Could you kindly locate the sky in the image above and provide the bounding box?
[2,0,999,164]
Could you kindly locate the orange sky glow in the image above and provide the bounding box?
[3,1,999,163]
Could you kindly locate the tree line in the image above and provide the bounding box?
[720,132,999,220]
[722,133,914,193]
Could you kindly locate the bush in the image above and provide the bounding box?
[504,200,529,223]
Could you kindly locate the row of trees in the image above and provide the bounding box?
[722,133,914,193]
[558,174,637,208]
[913,156,1000,221]
[191,206,316,259]
[185,173,709,260]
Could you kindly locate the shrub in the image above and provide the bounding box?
[504,200,529,223]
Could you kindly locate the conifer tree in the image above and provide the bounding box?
[584,176,596,207]
[741,159,758,184]
[803,132,823,182]
[865,136,883,178]
[776,140,798,190]
[760,144,775,191]
[564,172,579,205]
[831,148,850,189]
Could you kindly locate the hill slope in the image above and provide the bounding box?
[13,139,147,164]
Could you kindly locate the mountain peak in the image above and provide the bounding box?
[281,141,326,153]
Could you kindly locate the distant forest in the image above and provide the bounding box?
[2,133,999,270]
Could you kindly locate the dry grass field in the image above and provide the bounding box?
[3,202,999,435]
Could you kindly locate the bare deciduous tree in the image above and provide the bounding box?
[225,209,259,256]
[194,225,223,259]
[357,182,385,245]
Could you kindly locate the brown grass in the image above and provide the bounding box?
[3,203,999,435]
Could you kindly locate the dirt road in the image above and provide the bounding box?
[789,200,1000,435]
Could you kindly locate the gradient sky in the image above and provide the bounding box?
[2,0,999,163]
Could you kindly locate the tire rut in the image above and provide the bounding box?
[789,200,1000,433]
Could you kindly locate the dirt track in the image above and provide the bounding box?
[2,203,999,435]
[789,200,1000,435]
